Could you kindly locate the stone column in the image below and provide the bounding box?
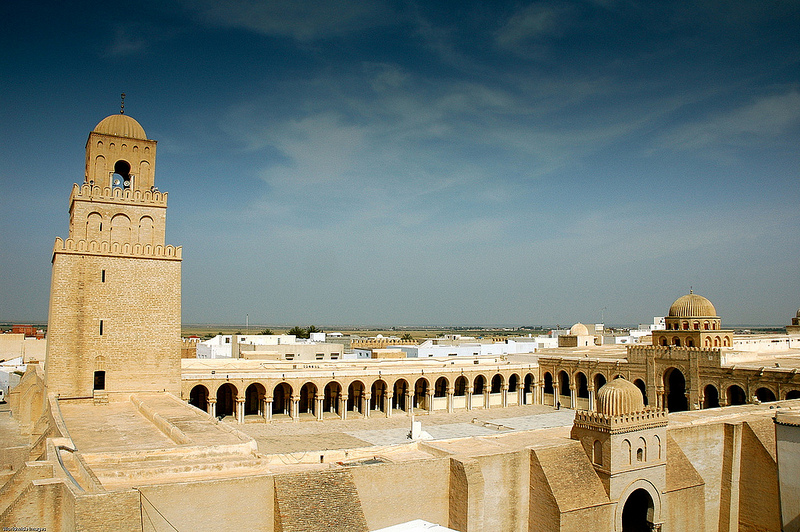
[502,384,509,408]
[341,395,348,421]
[316,397,324,421]
[291,396,299,422]
[427,391,434,413]
[386,391,393,418]
[588,386,595,411]
[364,393,372,418]
[466,386,473,411]
[208,397,217,418]
[406,391,414,416]
[265,398,273,421]
[236,398,245,423]
[656,386,665,410]
[484,390,490,409]
[447,387,454,413]
[570,385,576,410]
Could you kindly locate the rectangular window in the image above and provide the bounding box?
[285,353,294,360]
[331,353,339,360]
[315,353,324,360]
[99,320,104,336]
[101,269,106,282]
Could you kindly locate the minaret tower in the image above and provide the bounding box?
[44,106,182,400]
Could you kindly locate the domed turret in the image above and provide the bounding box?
[596,378,645,416]
[93,114,147,140]
[668,292,717,318]
[570,323,589,336]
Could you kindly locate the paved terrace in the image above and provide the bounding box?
[231,403,577,455]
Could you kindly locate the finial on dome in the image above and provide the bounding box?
[690,287,693,294]
[120,93,125,115]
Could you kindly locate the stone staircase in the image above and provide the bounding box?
[274,469,368,532]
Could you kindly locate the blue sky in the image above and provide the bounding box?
[1,0,799,327]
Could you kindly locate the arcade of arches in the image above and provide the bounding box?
[182,347,800,422]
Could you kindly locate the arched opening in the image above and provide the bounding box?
[558,371,570,396]
[348,381,365,413]
[216,383,237,418]
[508,374,519,392]
[727,385,746,406]
[245,383,265,416]
[672,337,681,347]
[491,374,503,394]
[594,373,607,392]
[371,380,387,412]
[272,383,292,416]
[393,379,409,411]
[112,159,132,189]
[543,372,553,394]
[786,390,800,400]
[664,367,688,412]
[454,376,467,396]
[299,382,317,415]
[473,375,486,395]
[189,384,208,412]
[434,376,448,398]
[703,384,719,408]
[755,387,776,403]
[523,373,534,405]
[324,382,341,414]
[633,379,648,406]
[414,378,429,410]
[621,488,655,532]
[576,372,589,398]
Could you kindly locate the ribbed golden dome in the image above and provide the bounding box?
[93,114,147,140]
[570,323,589,336]
[596,378,644,416]
[668,292,717,317]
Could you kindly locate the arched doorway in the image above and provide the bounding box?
[621,488,654,531]
[454,376,467,396]
[393,379,409,411]
[523,373,534,405]
[491,374,503,394]
[727,385,746,406]
[348,381,365,414]
[272,383,292,416]
[189,384,209,412]
[414,378,429,410]
[245,383,265,416]
[216,383,237,418]
[371,380,387,412]
[324,382,341,415]
[664,368,687,412]
[633,379,648,406]
[434,377,448,398]
[299,382,317,415]
[576,372,588,398]
[755,387,776,403]
[703,384,719,408]
[543,372,554,406]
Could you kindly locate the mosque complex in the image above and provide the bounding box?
[1,111,800,532]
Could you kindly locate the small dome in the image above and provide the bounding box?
[796,308,800,318]
[569,323,589,336]
[668,292,717,317]
[596,378,644,416]
[93,114,147,140]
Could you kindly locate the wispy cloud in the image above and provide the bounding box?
[659,89,800,153]
[182,0,397,40]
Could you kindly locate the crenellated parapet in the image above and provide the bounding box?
[70,183,168,206]
[573,408,668,434]
[53,237,182,260]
